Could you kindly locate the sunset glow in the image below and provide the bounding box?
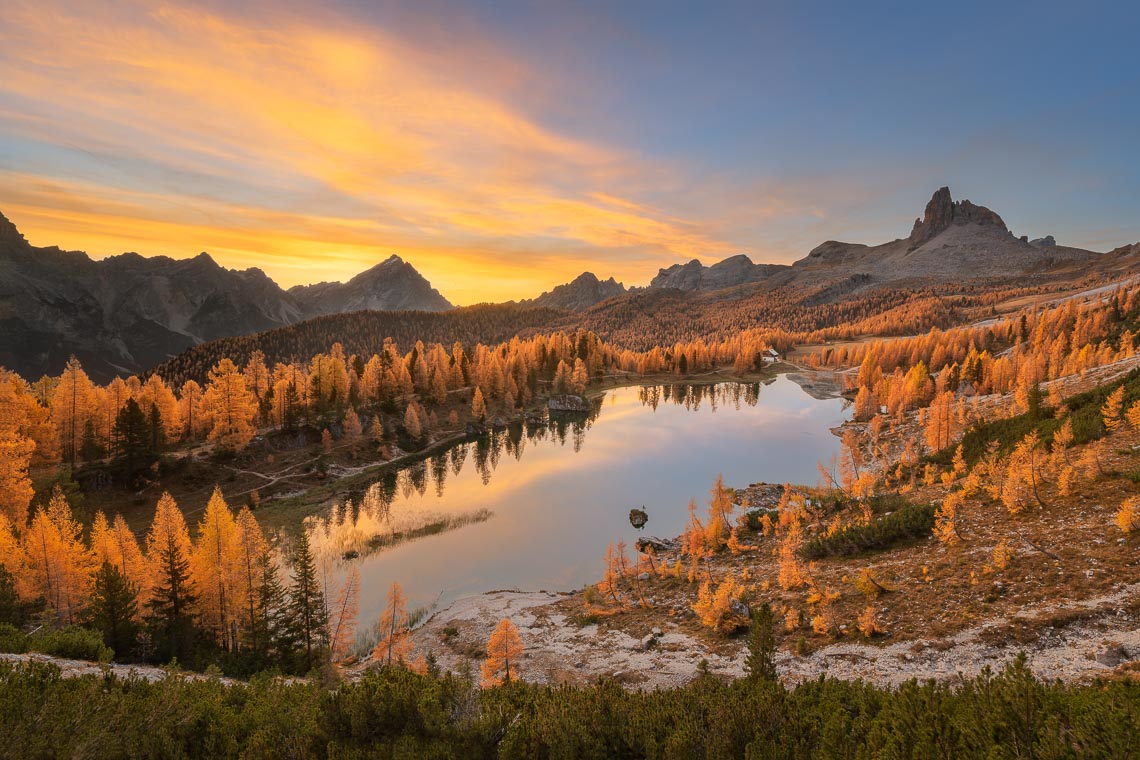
[1,1,1137,302]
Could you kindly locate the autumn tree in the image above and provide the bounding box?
[1102,386,1125,433]
[23,488,95,626]
[342,408,362,458]
[373,580,412,667]
[232,507,268,653]
[693,571,745,632]
[1000,432,1051,514]
[204,358,259,452]
[145,492,198,663]
[0,431,35,525]
[328,566,359,665]
[51,357,96,466]
[1127,400,1140,431]
[481,618,524,687]
[1118,497,1139,534]
[471,387,487,422]
[191,487,239,649]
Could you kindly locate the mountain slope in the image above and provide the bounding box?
[288,255,452,315]
[794,186,1100,280]
[0,212,452,380]
[649,254,785,291]
[526,272,626,311]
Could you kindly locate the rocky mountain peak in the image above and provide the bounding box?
[0,210,30,254]
[529,271,626,311]
[909,186,1007,249]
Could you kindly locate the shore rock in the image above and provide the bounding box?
[547,394,591,412]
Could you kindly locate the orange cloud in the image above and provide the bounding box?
[0,0,741,302]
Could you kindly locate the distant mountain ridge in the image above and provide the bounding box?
[0,212,451,380]
[525,272,627,311]
[2,186,1132,382]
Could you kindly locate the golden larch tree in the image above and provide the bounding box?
[481,618,524,687]
[0,431,35,525]
[1117,497,1139,534]
[204,358,259,452]
[233,506,268,648]
[0,514,30,599]
[51,356,96,466]
[191,487,239,649]
[1102,386,1125,433]
[328,565,360,664]
[373,580,413,667]
[23,488,95,626]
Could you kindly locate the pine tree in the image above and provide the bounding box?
[145,493,198,664]
[87,561,140,660]
[0,564,24,626]
[112,398,153,481]
[480,618,523,687]
[287,531,328,672]
[745,603,778,682]
[248,551,291,664]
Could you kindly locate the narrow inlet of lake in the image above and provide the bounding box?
[304,375,848,624]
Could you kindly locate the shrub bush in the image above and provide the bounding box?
[801,502,935,559]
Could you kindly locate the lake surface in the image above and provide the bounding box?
[304,375,847,624]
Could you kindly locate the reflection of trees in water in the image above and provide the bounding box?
[638,382,761,412]
[313,383,762,538]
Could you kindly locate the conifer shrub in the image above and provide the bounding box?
[801,502,935,559]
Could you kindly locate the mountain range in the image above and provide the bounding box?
[0,212,450,380]
[2,186,1135,381]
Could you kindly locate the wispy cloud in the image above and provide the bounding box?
[0,0,741,302]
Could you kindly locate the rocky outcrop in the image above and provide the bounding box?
[908,186,1008,250]
[547,394,591,413]
[650,254,782,291]
[1030,235,1056,248]
[529,272,626,311]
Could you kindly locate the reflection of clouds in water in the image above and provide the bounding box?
[306,377,847,621]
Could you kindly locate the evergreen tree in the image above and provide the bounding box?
[0,565,23,626]
[112,398,153,480]
[745,603,778,683]
[286,532,328,673]
[79,419,103,463]
[146,518,198,664]
[248,551,292,665]
[148,402,166,453]
[87,561,140,660]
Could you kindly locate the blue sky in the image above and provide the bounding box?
[0,0,1137,301]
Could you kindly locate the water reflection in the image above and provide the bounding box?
[303,377,845,623]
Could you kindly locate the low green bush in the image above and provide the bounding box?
[801,502,935,559]
[26,626,113,663]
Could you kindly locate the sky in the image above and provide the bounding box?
[1,0,1138,305]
